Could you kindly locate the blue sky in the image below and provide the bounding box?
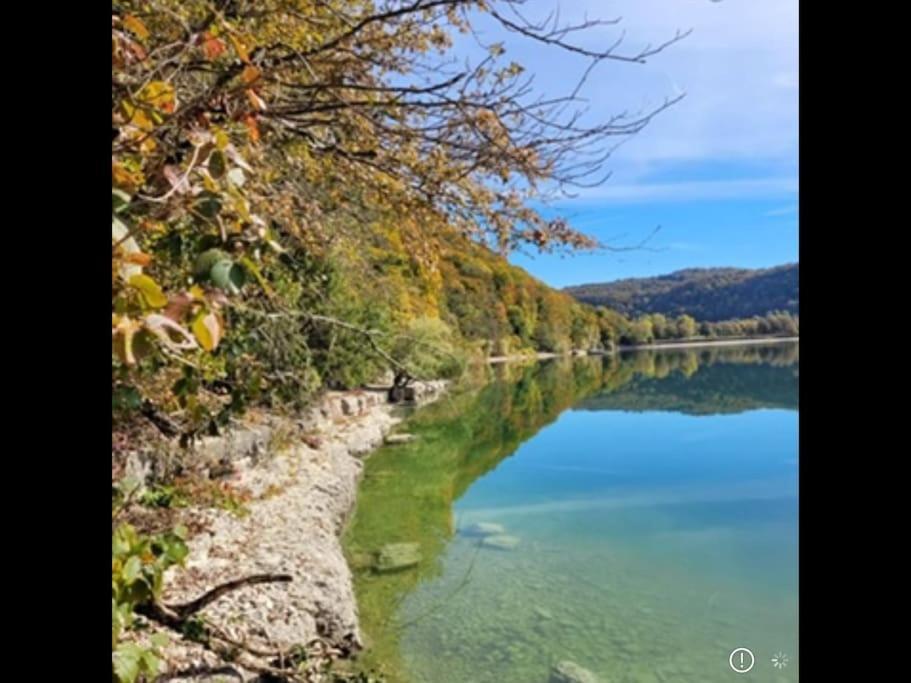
[453,0,798,287]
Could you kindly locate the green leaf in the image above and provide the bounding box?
[112,538,128,559]
[164,538,189,564]
[112,189,131,214]
[140,648,161,677]
[112,385,142,414]
[210,260,246,294]
[122,556,142,583]
[128,274,168,309]
[113,643,142,683]
[116,477,141,500]
[208,150,227,179]
[112,599,124,649]
[193,192,222,219]
[193,249,228,279]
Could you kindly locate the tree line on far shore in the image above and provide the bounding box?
[594,308,799,348]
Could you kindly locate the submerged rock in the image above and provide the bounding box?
[462,522,506,537]
[480,534,520,550]
[374,542,421,572]
[549,660,600,683]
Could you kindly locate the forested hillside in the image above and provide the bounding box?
[112,0,675,446]
[113,3,690,677]
[565,264,798,321]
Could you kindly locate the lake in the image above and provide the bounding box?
[343,343,799,683]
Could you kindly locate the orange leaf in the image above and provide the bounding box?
[125,252,153,267]
[127,39,148,61]
[243,115,260,143]
[112,162,144,193]
[246,89,267,111]
[201,33,226,60]
[241,65,261,85]
[123,14,150,41]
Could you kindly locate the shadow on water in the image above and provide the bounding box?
[341,342,798,681]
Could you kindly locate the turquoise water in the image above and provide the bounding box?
[345,345,799,683]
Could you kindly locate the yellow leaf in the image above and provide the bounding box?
[112,162,144,193]
[123,14,150,41]
[238,256,275,297]
[121,101,156,132]
[128,274,168,309]
[192,311,223,351]
[214,129,230,150]
[140,136,158,154]
[138,81,176,113]
[202,171,219,193]
[112,316,142,365]
[228,34,251,64]
[189,285,206,301]
[141,219,167,235]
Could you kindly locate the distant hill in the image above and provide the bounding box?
[564,264,798,322]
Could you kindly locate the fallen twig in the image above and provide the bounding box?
[138,573,292,628]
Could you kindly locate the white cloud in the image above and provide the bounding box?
[563,176,797,204]
[457,0,799,183]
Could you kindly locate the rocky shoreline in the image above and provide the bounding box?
[121,380,447,681]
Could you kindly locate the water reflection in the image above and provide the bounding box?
[343,343,798,682]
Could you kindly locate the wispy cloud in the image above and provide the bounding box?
[460,0,798,185]
[567,177,798,204]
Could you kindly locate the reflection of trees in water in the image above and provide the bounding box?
[587,342,799,414]
[344,357,604,679]
[343,343,798,678]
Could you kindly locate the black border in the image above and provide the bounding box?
[31,0,870,678]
